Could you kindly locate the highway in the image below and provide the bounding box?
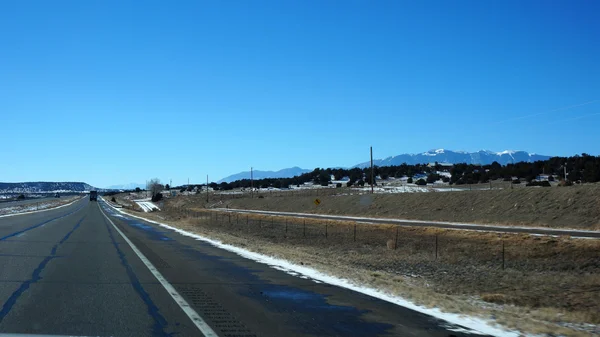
[217,208,600,239]
[0,198,490,337]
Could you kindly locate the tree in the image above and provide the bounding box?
[135,187,141,192]
[165,184,170,190]
[148,178,164,198]
[318,171,330,186]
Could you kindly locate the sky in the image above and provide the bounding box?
[1,0,598,188]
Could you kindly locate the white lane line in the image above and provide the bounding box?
[98,204,218,337]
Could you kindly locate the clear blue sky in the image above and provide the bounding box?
[1,0,598,188]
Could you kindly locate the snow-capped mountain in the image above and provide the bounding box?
[218,167,311,183]
[353,149,551,168]
[0,182,102,194]
[105,183,146,190]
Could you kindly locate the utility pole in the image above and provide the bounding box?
[170,179,172,189]
[206,175,209,203]
[251,167,254,198]
[370,146,374,194]
[564,163,567,181]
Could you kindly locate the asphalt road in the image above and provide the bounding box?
[218,208,600,239]
[0,198,491,337]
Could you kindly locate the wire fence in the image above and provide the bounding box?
[161,207,599,273]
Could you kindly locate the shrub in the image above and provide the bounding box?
[17,194,25,200]
[415,179,427,186]
[407,177,413,184]
[111,197,116,202]
[558,180,573,187]
[151,193,163,202]
[346,181,353,187]
[548,175,555,182]
[525,181,551,187]
[512,179,521,184]
[336,183,342,188]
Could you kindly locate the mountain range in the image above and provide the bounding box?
[105,183,146,190]
[218,167,311,183]
[217,149,551,182]
[353,149,551,168]
[0,182,101,194]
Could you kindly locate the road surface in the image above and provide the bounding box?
[0,198,490,336]
[217,208,600,239]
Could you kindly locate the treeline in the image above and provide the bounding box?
[204,154,599,190]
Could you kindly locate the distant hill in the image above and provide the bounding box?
[0,182,103,194]
[353,149,551,168]
[218,167,311,183]
[105,183,145,190]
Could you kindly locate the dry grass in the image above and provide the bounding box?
[210,183,600,230]
[116,200,600,336]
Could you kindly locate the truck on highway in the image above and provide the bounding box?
[90,191,98,201]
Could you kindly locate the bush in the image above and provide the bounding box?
[525,181,551,187]
[441,176,450,183]
[415,179,427,186]
[336,183,342,188]
[407,177,413,184]
[548,175,555,182]
[558,180,573,187]
[512,179,521,184]
[151,193,163,202]
[346,181,353,187]
[111,197,116,202]
[17,194,25,200]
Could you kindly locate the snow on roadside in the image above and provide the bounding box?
[103,199,523,337]
[0,197,82,217]
[134,200,160,212]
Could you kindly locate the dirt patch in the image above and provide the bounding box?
[117,202,600,336]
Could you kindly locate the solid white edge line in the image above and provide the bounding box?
[0,196,86,219]
[97,201,219,337]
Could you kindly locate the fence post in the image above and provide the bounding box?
[303,220,306,237]
[502,239,505,270]
[246,215,249,225]
[228,213,231,224]
[259,219,262,228]
[353,223,356,242]
[325,224,328,238]
[435,234,438,260]
[285,219,288,234]
[394,226,399,250]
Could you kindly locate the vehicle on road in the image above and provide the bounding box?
[89,191,98,201]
